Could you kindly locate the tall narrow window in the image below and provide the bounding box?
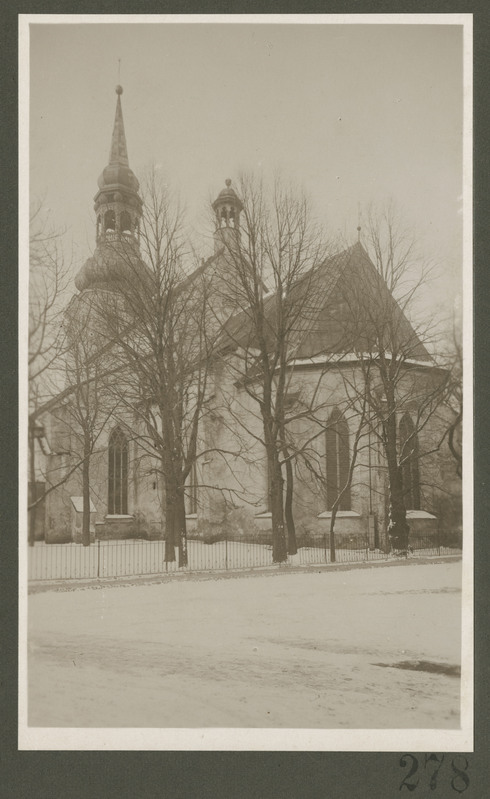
[108,427,128,514]
[399,413,420,510]
[325,409,351,511]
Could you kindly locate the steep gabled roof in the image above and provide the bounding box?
[222,241,431,362]
[335,242,431,362]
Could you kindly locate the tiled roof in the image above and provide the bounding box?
[222,241,431,362]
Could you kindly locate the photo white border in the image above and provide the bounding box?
[18,12,474,752]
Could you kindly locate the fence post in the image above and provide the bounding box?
[97,538,100,578]
[225,535,228,570]
[324,529,328,564]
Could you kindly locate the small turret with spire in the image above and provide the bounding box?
[212,179,243,254]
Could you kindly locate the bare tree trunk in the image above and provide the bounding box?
[329,508,337,563]
[385,419,409,553]
[82,433,91,547]
[283,448,297,556]
[387,473,410,553]
[28,428,36,547]
[270,457,287,563]
[278,415,297,555]
[448,410,462,479]
[176,485,188,568]
[164,471,177,563]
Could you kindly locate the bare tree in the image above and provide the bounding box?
[296,380,371,562]
[95,169,216,566]
[50,293,116,545]
[337,204,450,553]
[442,321,463,479]
[212,173,332,562]
[28,200,71,544]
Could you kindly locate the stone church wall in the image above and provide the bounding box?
[41,344,460,551]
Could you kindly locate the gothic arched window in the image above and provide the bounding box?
[325,409,351,511]
[399,413,421,510]
[108,427,128,514]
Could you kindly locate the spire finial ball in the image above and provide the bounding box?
[115,84,123,95]
[225,178,232,187]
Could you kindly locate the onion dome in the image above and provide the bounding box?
[74,238,154,294]
[212,178,243,215]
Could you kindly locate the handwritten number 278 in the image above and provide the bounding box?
[399,754,469,792]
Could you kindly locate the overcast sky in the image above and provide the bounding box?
[29,19,464,319]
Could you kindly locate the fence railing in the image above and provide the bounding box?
[28,532,462,582]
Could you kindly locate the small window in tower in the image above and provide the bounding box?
[229,207,235,227]
[120,211,132,234]
[104,210,116,232]
[96,215,101,239]
[221,207,227,227]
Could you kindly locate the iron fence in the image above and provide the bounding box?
[28,532,462,582]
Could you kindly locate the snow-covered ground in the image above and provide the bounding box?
[27,561,462,729]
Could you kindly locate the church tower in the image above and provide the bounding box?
[93,84,142,245]
[74,85,146,294]
[212,179,243,255]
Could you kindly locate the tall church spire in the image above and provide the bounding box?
[74,86,146,292]
[109,85,129,167]
[92,85,142,246]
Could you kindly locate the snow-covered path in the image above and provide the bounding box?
[27,561,462,729]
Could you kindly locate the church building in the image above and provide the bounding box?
[42,86,461,554]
